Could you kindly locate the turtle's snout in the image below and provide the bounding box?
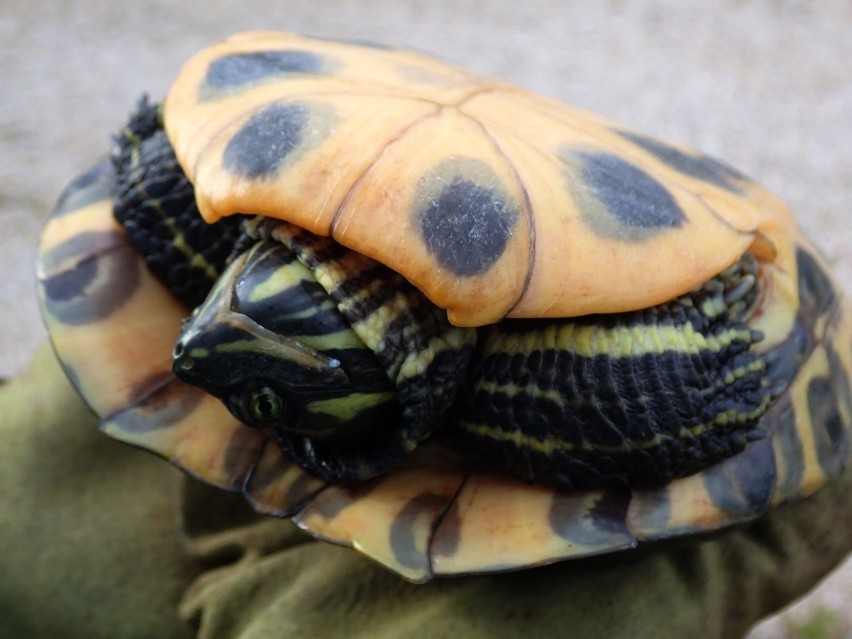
[172,338,194,371]
[172,313,218,381]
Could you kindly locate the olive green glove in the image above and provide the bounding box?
[0,343,198,638]
[1,344,850,638]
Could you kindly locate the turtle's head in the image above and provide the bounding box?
[172,240,397,443]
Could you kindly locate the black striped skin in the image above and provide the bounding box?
[112,98,244,307]
[114,101,786,487]
[458,256,776,489]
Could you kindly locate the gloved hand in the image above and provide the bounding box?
[1,343,850,638]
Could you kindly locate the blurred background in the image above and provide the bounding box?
[1,1,850,636]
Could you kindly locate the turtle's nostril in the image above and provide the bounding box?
[172,341,195,370]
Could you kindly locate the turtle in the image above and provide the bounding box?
[36,31,851,582]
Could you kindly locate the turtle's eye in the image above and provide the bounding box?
[247,386,286,424]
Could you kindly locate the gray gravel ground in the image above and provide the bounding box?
[1,1,850,636]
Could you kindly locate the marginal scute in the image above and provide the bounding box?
[223,102,336,179]
[415,158,519,277]
[105,373,202,433]
[292,465,465,582]
[202,50,330,95]
[620,130,748,194]
[701,434,775,514]
[388,493,455,571]
[549,490,631,545]
[52,160,115,218]
[566,150,685,240]
[765,396,806,499]
[808,349,850,477]
[102,384,267,492]
[828,345,852,436]
[41,231,139,325]
[796,245,837,318]
[244,441,327,517]
[624,487,671,535]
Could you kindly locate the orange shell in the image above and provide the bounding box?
[165,31,796,327]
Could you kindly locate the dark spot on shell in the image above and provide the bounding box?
[796,245,836,319]
[40,231,139,326]
[417,164,518,276]
[203,50,328,94]
[808,354,850,478]
[389,492,453,573]
[219,428,269,491]
[764,321,810,389]
[549,489,634,547]
[299,480,377,521]
[625,487,672,541]
[428,495,461,560]
[763,394,805,500]
[105,374,203,430]
[808,376,845,471]
[280,469,328,515]
[223,103,311,179]
[620,130,748,194]
[578,151,686,233]
[52,160,115,218]
[244,442,326,518]
[44,250,97,303]
[702,434,775,515]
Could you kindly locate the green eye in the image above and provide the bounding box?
[248,387,285,423]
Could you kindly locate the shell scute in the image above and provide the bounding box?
[221,101,327,179]
[329,108,534,326]
[292,462,467,582]
[431,474,637,577]
[243,441,328,517]
[808,372,849,477]
[37,166,271,489]
[414,157,520,277]
[700,434,776,514]
[103,380,267,492]
[565,150,687,235]
[201,49,334,97]
[617,129,749,195]
[37,173,186,419]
